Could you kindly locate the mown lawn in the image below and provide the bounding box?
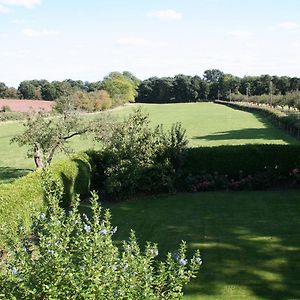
[80,191,300,300]
[0,102,298,183]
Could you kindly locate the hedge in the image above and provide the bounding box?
[0,152,91,252]
[182,144,300,178]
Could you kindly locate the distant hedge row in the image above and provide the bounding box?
[0,153,91,251]
[216,100,300,140]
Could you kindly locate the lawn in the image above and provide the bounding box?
[0,102,298,183]
[80,191,300,300]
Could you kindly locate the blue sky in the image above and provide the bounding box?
[1,0,300,86]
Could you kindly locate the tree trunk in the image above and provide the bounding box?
[34,143,44,168]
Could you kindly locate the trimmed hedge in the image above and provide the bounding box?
[182,144,300,178]
[0,153,91,251]
[86,144,300,198]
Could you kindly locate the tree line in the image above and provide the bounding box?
[0,71,140,107]
[137,70,300,103]
[1,69,300,105]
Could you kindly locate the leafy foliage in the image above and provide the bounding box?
[55,90,112,113]
[101,72,138,105]
[0,171,201,300]
[11,111,94,167]
[91,108,188,199]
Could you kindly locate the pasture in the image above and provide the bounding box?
[0,102,298,183]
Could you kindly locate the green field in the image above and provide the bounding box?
[80,190,300,300]
[0,102,298,183]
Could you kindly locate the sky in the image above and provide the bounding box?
[1,0,300,87]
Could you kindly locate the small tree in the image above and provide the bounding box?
[11,111,92,168]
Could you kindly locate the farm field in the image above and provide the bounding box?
[0,99,54,112]
[80,190,300,300]
[0,102,299,183]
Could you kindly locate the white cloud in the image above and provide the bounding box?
[117,37,150,47]
[0,49,30,58]
[0,0,41,8]
[0,3,11,12]
[227,30,253,40]
[42,29,60,36]
[22,28,60,37]
[148,9,182,21]
[269,21,300,31]
[22,28,40,37]
[11,18,26,24]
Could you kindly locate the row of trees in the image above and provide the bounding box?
[2,69,300,104]
[138,70,300,103]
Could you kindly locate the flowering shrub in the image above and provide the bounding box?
[0,172,201,299]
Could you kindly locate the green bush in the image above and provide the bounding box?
[0,174,202,299]
[0,153,91,252]
[90,109,188,200]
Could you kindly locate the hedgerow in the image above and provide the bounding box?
[0,153,91,252]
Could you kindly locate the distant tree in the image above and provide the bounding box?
[273,76,290,95]
[102,72,138,104]
[203,69,224,83]
[137,77,157,103]
[290,77,300,91]
[52,81,74,98]
[208,82,219,100]
[219,74,240,99]
[41,83,58,100]
[173,74,193,102]
[4,87,18,99]
[86,81,102,92]
[0,82,8,98]
[198,79,210,100]
[18,81,37,99]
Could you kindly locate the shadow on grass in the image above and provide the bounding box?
[0,166,32,183]
[193,128,286,142]
[193,114,296,144]
[91,191,300,300]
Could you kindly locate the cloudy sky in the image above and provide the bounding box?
[1,0,300,86]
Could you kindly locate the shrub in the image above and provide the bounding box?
[0,153,91,252]
[0,173,202,300]
[91,109,188,199]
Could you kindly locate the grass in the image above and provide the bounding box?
[0,102,298,183]
[79,190,300,300]
[113,102,299,147]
